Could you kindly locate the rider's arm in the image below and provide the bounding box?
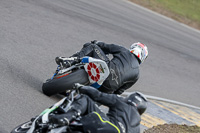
[70,43,95,58]
[79,86,119,107]
[96,42,127,54]
[114,82,134,95]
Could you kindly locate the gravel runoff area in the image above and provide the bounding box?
[143,124,200,133]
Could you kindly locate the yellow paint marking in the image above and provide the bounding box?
[141,113,166,128]
[152,100,200,126]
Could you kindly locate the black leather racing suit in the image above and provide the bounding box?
[60,86,141,133]
[71,42,140,94]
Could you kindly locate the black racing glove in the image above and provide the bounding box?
[79,86,100,99]
[91,40,98,44]
[113,89,124,95]
[91,40,103,45]
[49,109,81,125]
[79,86,94,94]
[49,114,70,126]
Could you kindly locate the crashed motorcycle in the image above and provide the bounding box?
[42,57,110,96]
[11,83,89,133]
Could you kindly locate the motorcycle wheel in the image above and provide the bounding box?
[42,68,89,96]
[11,121,32,133]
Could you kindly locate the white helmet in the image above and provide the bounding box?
[129,42,148,64]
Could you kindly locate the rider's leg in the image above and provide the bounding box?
[79,95,120,133]
[70,94,106,117]
[80,112,120,133]
[49,94,107,125]
[72,43,110,64]
[56,43,109,68]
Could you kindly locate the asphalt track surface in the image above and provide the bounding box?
[0,0,200,132]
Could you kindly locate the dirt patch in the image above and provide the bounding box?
[129,0,200,30]
[143,124,200,133]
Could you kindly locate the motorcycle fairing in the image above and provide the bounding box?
[82,57,110,88]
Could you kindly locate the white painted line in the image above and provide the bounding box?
[123,0,200,34]
[123,92,200,110]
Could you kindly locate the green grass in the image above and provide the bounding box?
[130,0,200,29]
[154,0,200,22]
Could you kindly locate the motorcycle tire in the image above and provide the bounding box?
[11,121,32,133]
[42,68,89,96]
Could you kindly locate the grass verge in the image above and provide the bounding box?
[129,0,200,30]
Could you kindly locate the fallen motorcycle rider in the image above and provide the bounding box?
[49,84,148,133]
